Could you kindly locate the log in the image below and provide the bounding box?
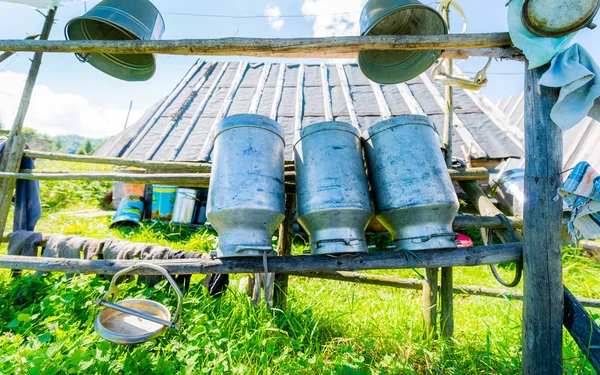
[522,64,563,375]
[453,214,523,229]
[0,167,487,186]
[0,33,516,59]
[563,287,600,372]
[0,242,522,274]
[0,34,40,64]
[292,271,600,309]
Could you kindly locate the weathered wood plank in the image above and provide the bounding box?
[0,33,515,58]
[522,64,563,375]
[0,242,522,274]
[273,194,296,311]
[423,267,438,338]
[563,286,600,372]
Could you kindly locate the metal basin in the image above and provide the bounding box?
[294,121,372,255]
[362,115,459,250]
[522,0,599,37]
[207,114,286,258]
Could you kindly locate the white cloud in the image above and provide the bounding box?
[0,72,142,138]
[265,3,284,31]
[301,0,366,37]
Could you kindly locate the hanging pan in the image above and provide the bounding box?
[94,263,183,345]
[521,0,599,37]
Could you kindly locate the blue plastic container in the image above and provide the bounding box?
[152,185,177,221]
[111,194,145,228]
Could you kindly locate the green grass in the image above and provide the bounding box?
[1,162,599,374]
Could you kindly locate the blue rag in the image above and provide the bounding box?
[0,139,42,231]
[507,0,575,69]
[539,44,600,131]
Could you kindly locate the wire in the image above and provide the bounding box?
[162,11,361,19]
[462,71,524,75]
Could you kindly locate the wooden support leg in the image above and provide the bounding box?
[423,267,438,338]
[522,64,563,374]
[273,194,295,311]
[0,7,57,244]
[440,267,453,337]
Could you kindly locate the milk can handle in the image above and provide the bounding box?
[98,263,184,325]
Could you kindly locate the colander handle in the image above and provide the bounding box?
[98,263,184,326]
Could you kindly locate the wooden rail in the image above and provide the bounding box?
[0,242,521,274]
[0,33,520,60]
[0,167,488,186]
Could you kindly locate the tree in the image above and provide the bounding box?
[83,139,93,154]
[55,138,62,151]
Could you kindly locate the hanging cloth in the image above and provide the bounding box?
[0,139,42,232]
[558,161,600,243]
[539,44,600,131]
[507,0,575,69]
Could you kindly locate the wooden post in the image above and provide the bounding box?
[0,8,56,243]
[563,287,600,372]
[522,64,563,374]
[273,194,296,311]
[440,2,454,339]
[423,268,438,338]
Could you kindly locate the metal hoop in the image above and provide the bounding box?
[486,214,523,288]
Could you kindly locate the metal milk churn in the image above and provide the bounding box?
[362,115,459,251]
[207,114,286,258]
[294,121,373,255]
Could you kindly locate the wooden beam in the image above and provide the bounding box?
[23,150,213,172]
[564,287,600,372]
[292,271,600,309]
[522,64,563,375]
[0,242,522,274]
[423,268,438,338]
[0,33,515,58]
[0,34,40,63]
[0,167,488,185]
[273,194,296,311]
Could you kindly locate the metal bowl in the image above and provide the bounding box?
[95,299,170,344]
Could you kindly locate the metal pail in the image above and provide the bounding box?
[294,121,372,255]
[358,0,447,84]
[207,114,286,258]
[112,168,146,209]
[110,194,144,228]
[522,0,599,37]
[94,263,182,344]
[151,185,177,222]
[494,168,525,218]
[362,115,459,250]
[65,0,165,81]
[172,188,198,224]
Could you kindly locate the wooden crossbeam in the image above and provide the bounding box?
[0,34,521,60]
[0,242,522,274]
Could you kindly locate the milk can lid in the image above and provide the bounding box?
[361,115,436,141]
[214,114,285,144]
[294,121,360,146]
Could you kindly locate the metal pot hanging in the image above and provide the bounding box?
[65,0,165,81]
[294,121,373,255]
[358,0,448,84]
[362,115,459,251]
[207,114,286,258]
[94,263,183,345]
[521,0,599,37]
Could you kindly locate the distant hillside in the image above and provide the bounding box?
[0,127,105,154]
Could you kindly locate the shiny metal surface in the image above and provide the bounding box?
[94,263,183,344]
[294,121,372,255]
[522,0,599,37]
[358,0,447,84]
[207,114,286,258]
[362,115,459,250]
[172,188,198,224]
[65,0,165,81]
[494,168,525,218]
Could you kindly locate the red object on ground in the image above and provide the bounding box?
[456,233,473,248]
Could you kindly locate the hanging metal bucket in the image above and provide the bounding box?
[294,121,372,255]
[110,194,144,228]
[94,263,183,345]
[362,115,459,251]
[358,0,448,84]
[522,0,599,37]
[207,114,286,258]
[172,188,198,224]
[494,168,525,218]
[151,185,177,222]
[65,0,165,81]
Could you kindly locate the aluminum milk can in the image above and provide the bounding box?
[207,114,286,257]
[362,115,459,251]
[294,121,373,254]
[172,188,198,224]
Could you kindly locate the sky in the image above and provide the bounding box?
[0,0,598,138]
